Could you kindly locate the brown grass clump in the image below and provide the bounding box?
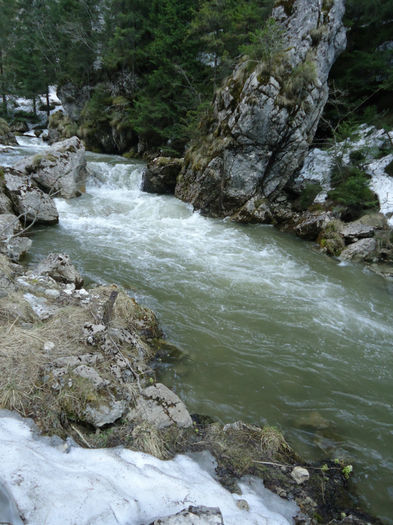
[131,422,170,460]
[0,306,90,416]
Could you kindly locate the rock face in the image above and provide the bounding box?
[4,169,59,225]
[142,157,183,195]
[57,83,91,122]
[15,136,89,199]
[176,0,346,217]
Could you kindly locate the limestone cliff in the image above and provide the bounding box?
[175,0,346,218]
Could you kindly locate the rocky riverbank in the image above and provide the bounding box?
[0,131,380,523]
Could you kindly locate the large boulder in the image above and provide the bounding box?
[0,118,17,146]
[4,169,58,225]
[14,136,89,199]
[339,238,377,262]
[142,157,183,195]
[176,0,346,218]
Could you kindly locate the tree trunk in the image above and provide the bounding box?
[0,49,7,116]
[33,96,37,116]
[46,86,50,118]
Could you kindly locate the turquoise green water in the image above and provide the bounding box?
[4,142,393,522]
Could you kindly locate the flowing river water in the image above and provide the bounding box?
[2,138,393,523]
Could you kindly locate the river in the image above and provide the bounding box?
[2,137,393,523]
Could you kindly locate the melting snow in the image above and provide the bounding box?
[0,412,298,525]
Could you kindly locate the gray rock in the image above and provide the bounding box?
[15,136,89,199]
[36,253,83,288]
[23,292,58,320]
[142,157,183,195]
[176,0,346,217]
[150,506,224,525]
[291,466,310,485]
[73,365,109,389]
[0,212,22,238]
[339,222,375,243]
[85,399,127,428]
[231,197,273,224]
[294,212,332,241]
[4,169,59,225]
[1,236,32,262]
[128,383,193,429]
[0,192,13,214]
[339,238,377,262]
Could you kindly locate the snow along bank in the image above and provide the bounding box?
[0,412,298,525]
[294,125,393,225]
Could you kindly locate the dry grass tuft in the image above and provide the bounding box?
[132,422,170,460]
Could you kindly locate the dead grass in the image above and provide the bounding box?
[0,306,90,415]
[131,422,170,460]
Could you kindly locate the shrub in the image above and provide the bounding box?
[295,183,322,211]
[328,167,379,220]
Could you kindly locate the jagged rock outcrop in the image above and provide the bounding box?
[142,157,183,195]
[15,136,89,199]
[176,0,346,218]
[4,169,59,225]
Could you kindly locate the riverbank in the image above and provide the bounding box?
[1,131,391,523]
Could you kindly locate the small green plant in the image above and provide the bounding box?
[296,183,322,211]
[241,18,284,70]
[329,163,379,219]
[342,464,353,480]
[349,149,366,164]
[321,464,329,473]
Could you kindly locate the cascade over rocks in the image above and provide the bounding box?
[175,0,346,217]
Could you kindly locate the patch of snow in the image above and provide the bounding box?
[368,154,393,225]
[0,412,299,525]
[293,125,393,222]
